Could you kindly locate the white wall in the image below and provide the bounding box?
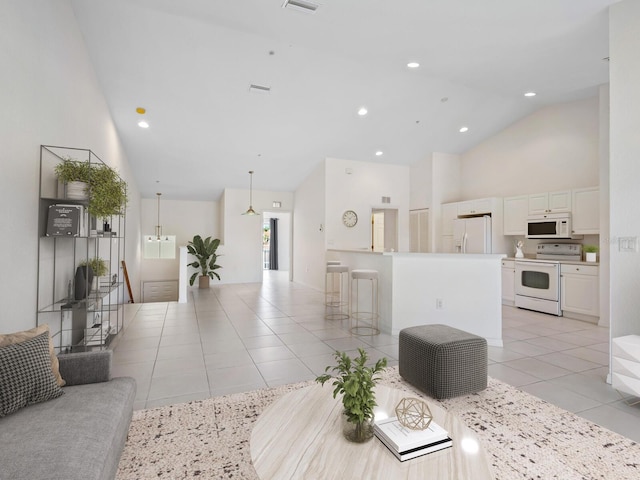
[432,153,461,252]
[140,198,219,288]
[0,1,141,333]
[459,97,600,199]
[292,162,326,291]
[599,84,610,328]
[609,0,640,339]
[221,188,294,284]
[325,158,411,252]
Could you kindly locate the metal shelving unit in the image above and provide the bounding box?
[36,145,126,353]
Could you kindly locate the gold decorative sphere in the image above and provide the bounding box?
[395,397,433,430]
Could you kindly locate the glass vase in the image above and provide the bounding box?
[341,411,374,443]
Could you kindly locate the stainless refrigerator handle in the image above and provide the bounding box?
[463,232,467,253]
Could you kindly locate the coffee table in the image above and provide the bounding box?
[250,384,493,479]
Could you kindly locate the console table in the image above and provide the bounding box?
[250,384,493,479]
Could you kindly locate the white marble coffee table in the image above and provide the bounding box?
[250,384,493,479]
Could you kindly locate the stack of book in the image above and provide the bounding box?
[373,416,453,461]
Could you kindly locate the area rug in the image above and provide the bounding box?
[116,367,640,479]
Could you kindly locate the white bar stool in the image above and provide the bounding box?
[325,264,349,320]
[350,269,380,335]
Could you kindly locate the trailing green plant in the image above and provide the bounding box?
[79,257,108,277]
[187,235,222,285]
[583,244,599,253]
[316,348,387,428]
[54,157,128,218]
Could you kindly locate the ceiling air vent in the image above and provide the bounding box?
[249,84,271,94]
[382,196,391,204]
[282,0,319,14]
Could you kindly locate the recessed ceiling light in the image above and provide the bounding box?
[459,126,469,133]
[138,120,149,128]
[375,151,383,156]
[358,107,368,116]
[407,62,420,68]
[524,92,537,97]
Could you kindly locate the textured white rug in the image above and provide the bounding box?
[116,367,640,479]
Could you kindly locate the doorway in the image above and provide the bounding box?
[262,211,291,274]
[371,208,398,252]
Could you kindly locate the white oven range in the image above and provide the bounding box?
[514,243,582,316]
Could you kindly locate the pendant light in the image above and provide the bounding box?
[155,192,163,240]
[242,170,259,215]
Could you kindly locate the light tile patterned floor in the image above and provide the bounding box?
[112,271,640,442]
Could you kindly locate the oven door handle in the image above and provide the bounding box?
[515,261,559,269]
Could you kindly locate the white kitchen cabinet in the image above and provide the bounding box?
[410,209,429,253]
[501,259,515,305]
[612,335,640,398]
[441,203,458,236]
[458,198,492,216]
[572,187,599,234]
[503,195,528,235]
[529,190,571,215]
[561,264,599,317]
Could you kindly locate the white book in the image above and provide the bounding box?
[376,431,453,461]
[374,416,448,453]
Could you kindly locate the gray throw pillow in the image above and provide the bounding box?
[0,331,64,417]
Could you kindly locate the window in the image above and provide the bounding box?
[143,235,176,259]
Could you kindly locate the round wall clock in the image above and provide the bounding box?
[342,210,358,227]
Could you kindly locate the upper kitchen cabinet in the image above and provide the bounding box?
[503,195,528,236]
[528,190,572,215]
[572,187,600,235]
[457,198,493,217]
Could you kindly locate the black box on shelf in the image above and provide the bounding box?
[46,204,83,237]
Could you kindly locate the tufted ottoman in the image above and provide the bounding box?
[399,324,487,399]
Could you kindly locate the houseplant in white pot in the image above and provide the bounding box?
[583,245,598,262]
[187,235,222,288]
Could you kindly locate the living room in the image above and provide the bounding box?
[2,1,640,479]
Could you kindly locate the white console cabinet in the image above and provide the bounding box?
[612,335,640,398]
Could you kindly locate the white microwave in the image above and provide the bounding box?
[526,213,581,239]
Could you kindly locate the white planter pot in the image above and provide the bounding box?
[585,252,597,262]
[65,181,89,200]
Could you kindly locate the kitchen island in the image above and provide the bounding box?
[327,250,504,346]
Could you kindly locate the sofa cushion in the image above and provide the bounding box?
[0,376,136,480]
[0,332,64,417]
[0,324,65,387]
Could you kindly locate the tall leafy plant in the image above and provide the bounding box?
[187,235,222,285]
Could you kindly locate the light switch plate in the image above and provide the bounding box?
[619,236,638,252]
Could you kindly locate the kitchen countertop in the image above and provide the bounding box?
[503,256,599,266]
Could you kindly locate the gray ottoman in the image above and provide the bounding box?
[399,324,487,399]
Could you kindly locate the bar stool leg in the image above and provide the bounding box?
[350,270,379,335]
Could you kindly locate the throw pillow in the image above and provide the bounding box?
[0,332,64,417]
[0,324,65,387]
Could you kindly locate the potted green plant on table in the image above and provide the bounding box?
[187,235,222,289]
[583,245,599,262]
[316,348,387,443]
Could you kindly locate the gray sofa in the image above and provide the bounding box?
[0,350,136,480]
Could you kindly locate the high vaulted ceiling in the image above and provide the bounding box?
[70,0,615,200]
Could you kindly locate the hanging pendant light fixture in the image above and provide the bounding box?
[242,170,259,215]
[155,192,163,240]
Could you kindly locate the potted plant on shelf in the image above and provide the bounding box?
[316,348,387,443]
[583,245,599,262]
[187,235,222,289]
[55,158,128,219]
[80,257,108,291]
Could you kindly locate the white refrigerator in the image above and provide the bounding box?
[453,216,492,253]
